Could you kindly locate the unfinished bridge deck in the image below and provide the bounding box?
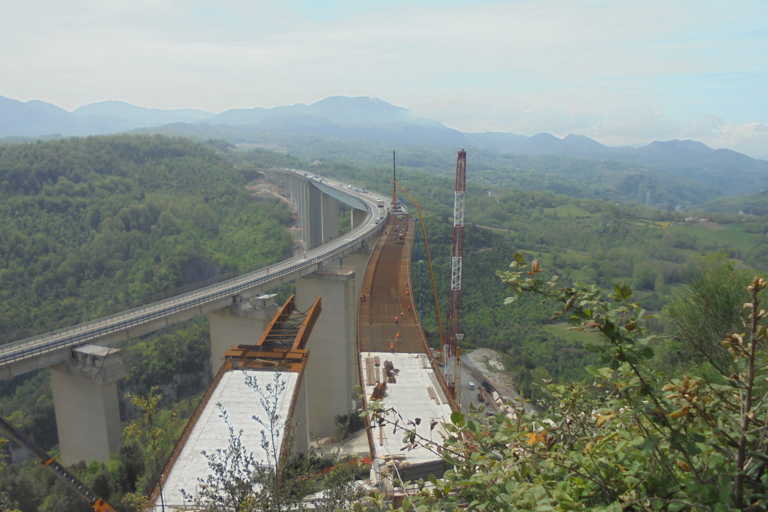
[357,214,457,482]
[359,216,424,353]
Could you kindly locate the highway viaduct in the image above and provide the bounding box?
[0,170,388,465]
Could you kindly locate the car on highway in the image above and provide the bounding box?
[468,381,475,390]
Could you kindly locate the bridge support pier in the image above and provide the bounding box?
[296,269,357,438]
[351,208,368,230]
[292,377,310,455]
[305,185,323,250]
[321,194,340,244]
[342,235,380,304]
[50,345,126,465]
[209,294,280,372]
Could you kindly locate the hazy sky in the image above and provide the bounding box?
[2,0,767,157]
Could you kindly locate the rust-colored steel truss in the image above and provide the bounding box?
[225,294,322,372]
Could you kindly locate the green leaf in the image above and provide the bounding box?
[638,347,654,360]
[586,365,603,378]
[451,411,464,426]
[667,502,686,512]
[513,251,525,265]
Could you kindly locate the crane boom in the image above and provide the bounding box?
[446,150,467,397]
[393,181,446,354]
[0,415,117,512]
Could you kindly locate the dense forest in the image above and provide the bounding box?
[0,136,294,341]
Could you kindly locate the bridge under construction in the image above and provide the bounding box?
[358,214,458,485]
[0,157,465,508]
[151,212,457,508]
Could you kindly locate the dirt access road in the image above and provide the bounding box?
[463,348,536,413]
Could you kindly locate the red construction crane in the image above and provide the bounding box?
[445,150,466,398]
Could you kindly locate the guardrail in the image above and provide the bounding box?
[0,171,389,368]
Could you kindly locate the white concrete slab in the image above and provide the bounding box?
[361,352,453,465]
[156,370,299,510]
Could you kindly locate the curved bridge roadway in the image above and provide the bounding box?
[0,170,389,379]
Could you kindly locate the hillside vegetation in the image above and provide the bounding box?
[0,136,298,510]
[0,138,766,510]
[0,135,294,341]
[283,154,768,396]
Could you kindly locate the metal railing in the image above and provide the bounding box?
[0,172,389,368]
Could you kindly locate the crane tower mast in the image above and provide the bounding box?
[446,149,466,397]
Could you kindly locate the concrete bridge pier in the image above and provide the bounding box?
[291,377,310,455]
[341,236,380,304]
[209,294,280,372]
[292,181,341,251]
[295,269,357,438]
[50,345,127,465]
[350,208,368,230]
[282,174,293,202]
[321,194,340,244]
[305,185,323,250]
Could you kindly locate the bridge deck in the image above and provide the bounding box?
[156,368,300,510]
[357,215,457,481]
[359,216,423,353]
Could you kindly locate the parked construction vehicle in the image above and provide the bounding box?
[0,415,117,512]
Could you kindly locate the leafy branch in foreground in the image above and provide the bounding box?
[360,251,768,511]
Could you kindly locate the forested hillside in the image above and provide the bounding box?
[0,135,294,342]
[289,154,768,396]
[0,136,299,511]
[153,127,764,210]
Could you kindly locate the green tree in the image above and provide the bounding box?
[664,255,748,374]
[124,387,175,511]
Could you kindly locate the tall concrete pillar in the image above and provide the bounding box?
[209,294,280,372]
[343,235,380,304]
[351,208,368,230]
[51,345,127,465]
[321,194,340,244]
[290,176,299,206]
[295,269,357,437]
[298,180,311,248]
[283,175,292,200]
[305,185,323,250]
[291,377,310,456]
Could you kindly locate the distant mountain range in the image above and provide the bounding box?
[2,94,768,202]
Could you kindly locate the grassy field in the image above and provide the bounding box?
[545,323,603,345]
[544,204,598,218]
[668,221,759,252]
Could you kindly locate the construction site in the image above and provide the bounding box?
[147,152,471,508]
[357,213,458,486]
[0,151,478,511]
